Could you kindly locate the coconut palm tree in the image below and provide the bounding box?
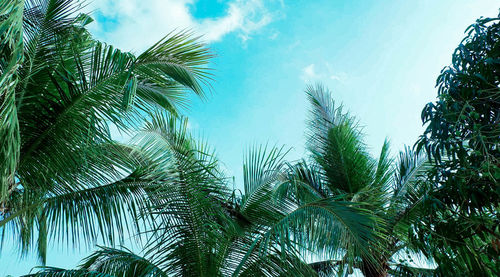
[280,85,435,276]
[0,0,212,262]
[25,112,383,276]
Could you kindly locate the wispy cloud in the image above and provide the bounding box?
[301,62,347,83]
[301,64,319,81]
[87,0,280,52]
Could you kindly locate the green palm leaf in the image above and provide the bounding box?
[1,0,213,262]
[78,246,168,277]
[0,0,23,202]
[24,267,112,277]
[238,146,385,271]
[306,84,377,195]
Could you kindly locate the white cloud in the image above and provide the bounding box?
[87,0,278,52]
[301,63,347,83]
[330,74,341,81]
[301,64,318,81]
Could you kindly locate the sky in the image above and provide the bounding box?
[1,0,499,275]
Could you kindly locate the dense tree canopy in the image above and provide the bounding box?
[416,12,500,276]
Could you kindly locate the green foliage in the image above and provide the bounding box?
[2,1,497,276]
[418,11,499,212]
[0,0,212,263]
[25,114,320,277]
[25,110,391,276]
[415,11,500,277]
[0,0,23,207]
[285,85,434,276]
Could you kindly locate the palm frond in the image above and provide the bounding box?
[305,84,376,195]
[388,147,432,230]
[278,160,328,203]
[23,267,112,277]
[0,143,165,262]
[373,139,394,191]
[241,145,289,213]
[235,146,386,271]
[129,112,232,276]
[1,0,214,261]
[266,197,385,267]
[0,0,23,202]
[136,30,213,98]
[309,259,347,276]
[79,246,168,277]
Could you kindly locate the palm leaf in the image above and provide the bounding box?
[24,267,112,277]
[1,0,213,261]
[0,0,23,202]
[79,246,168,277]
[305,84,376,195]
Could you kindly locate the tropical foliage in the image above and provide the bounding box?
[415,12,500,276]
[25,113,381,276]
[282,85,433,277]
[0,1,498,276]
[24,86,436,277]
[0,0,211,263]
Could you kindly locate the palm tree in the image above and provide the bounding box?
[280,85,435,276]
[25,112,383,276]
[0,0,212,262]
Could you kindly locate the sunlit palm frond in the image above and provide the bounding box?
[305,83,347,142]
[0,0,213,261]
[0,143,167,262]
[24,267,112,277]
[305,84,376,195]
[238,145,385,272]
[239,145,289,226]
[243,144,289,197]
[388,147,432,231]
[78,246,168,277]
[278,160,327,203]
[373,139,394,193]
[297,84,434,275]
[353,139,394,212]
[0,0,24,202]
[268,197,385,266]
[136,30,213,98]
[129,112,232,276]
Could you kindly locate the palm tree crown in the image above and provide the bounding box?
[282,85,434,276]
[0,0,212,262]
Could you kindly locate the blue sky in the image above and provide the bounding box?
[1,0,499,275]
